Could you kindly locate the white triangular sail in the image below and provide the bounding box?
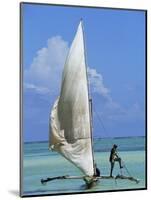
[49,21,94,176]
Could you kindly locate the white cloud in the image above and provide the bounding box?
[25,35,114,102]
[88,67,110,98]
[25,35,123,115]
[24,34,145,127]
[25,36,69,96]
[88,67,123,111]
[24,83,50,94]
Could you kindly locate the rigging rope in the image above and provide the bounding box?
[116,150,132,176]
[93,105,113,141]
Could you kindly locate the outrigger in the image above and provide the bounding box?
[41,174,139,189]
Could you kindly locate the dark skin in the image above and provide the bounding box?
[109,145,123,177]
[94,164,101,177]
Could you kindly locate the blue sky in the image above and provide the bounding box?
[22,3,146,142]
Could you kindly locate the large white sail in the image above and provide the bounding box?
[49,21,94,176]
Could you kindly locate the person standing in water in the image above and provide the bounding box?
[109,144,123,177]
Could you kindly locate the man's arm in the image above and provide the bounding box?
[114,150,119,158]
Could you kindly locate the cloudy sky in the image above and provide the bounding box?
[22,3,146,142]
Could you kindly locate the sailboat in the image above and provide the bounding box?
[41,20,139,188]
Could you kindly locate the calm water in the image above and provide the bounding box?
[23,137,146,196]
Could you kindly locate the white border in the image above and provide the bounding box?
[0,0,150,199]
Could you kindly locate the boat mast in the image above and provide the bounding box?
[81,19,95,173]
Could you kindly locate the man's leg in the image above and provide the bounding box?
[110,162,114,177]
[114,157,123,168]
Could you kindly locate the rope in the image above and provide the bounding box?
[117,151,133,177]
[121,159,132,177]
[93,105,113,142]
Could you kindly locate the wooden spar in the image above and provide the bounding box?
[41,175,84,184]
[41,175,140,185]
[89,98,95,172]
[81,20,95,173]
[115,174,140,183]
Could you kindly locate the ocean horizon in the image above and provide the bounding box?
[23,136,145,152]
[24,135,145,143]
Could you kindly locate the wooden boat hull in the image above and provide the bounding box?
[83,176,99,189]
[86,179,99,189]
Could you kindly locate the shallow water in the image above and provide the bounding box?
[22,137,146,196]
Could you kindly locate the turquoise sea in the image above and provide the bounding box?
[23,136,146,196]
